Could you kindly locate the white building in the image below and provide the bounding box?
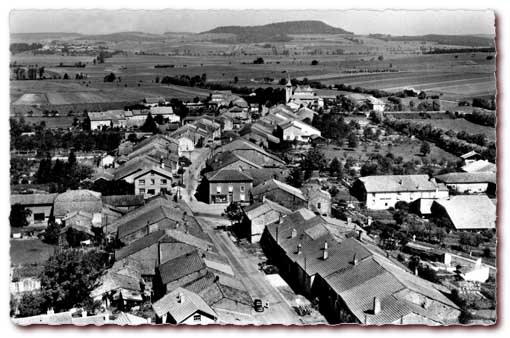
[353,175,449,210]
[280,120,321,142]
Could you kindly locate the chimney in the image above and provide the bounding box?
[297,243,302,255]
[373,297,381,315]
[398,179,403,185]
[475,258,482,270]
[291,228,297,238]
[323,241,329,260]
[352,254,358,266]
[177,292,184,304]
[444,253,452,266]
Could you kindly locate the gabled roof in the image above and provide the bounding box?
[357,175,448,193]
[152,287,216,322]
[164,229,213,252]
[433,195,496,230]
[461,160,496,173]
[132,166,174,181]
[214,139,285,165]
[208,152,262,171]
[150,106,174,115]
[88,110,126,121]
[115,230,167,260]
[158,251,206,285]
[117,205,184,239]
[204,169,253,183]
[244,198,292,221]
[112,312,149,325]
[460,150,480,160]
[251,179,306,201]
[435,172,496,184]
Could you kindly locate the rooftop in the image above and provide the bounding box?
[152,287,216,322]
[358,175,448,193]
[433,195,496,230]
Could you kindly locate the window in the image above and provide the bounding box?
[34,213,45,221]
[139,179,145,186]
[161,179,167,185]
[193,314,201,322]
[139,188,145,194]
[148,189,155,195]
[317,202,321,210]
[150,179,155,185]
[240,185,245,193]
[216,186,222,194]
[228,186,233,192]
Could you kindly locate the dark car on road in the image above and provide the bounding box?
[253,299,264,312]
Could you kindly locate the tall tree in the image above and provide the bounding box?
[40,249,109,312]
[140,112,159,134]
[9,204,31,228]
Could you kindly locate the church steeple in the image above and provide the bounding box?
[285,74,292,103]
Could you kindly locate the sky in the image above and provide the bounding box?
[9,9,495,36]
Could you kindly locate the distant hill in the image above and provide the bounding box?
[75,31,165,42]
[10,32,82,42]
[368,34,494,47]
[203,20,353,43]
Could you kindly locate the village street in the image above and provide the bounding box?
[197,216,304,325]
[181,148,304,324]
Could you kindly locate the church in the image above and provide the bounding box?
[285,77,324,110]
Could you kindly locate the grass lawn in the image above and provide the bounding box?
[10,239,56,266]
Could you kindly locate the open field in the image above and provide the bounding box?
[10,38,496,115]
[400,118,496,141]
[10,239,56,266]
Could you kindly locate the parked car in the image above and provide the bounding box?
[253,299,264,312]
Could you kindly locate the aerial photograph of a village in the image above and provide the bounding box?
[8,8,497,326]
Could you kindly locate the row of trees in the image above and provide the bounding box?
[464,110,496,127]
[35,151,93,191]
[384,117,496,162]
[10,118,123,152]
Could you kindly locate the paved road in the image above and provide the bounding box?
[197,217,303,325]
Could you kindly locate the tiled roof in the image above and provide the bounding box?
[158,251,206,285]
[117,205,183,239]
[152,287,216,322]
[102,194,145,208]
[205,169,253,182]
[433,195,496,230]
[435,172,496,184]
[112,312,149,325]
[10,193,58,206]
[358,175,448,193]
[115,230,167,260]
[164,229,213,252]
[12,312,73,325]
[215,139,285,164]
[53,190,102,217]
[244,199,292,221]
[461,160,496,173]
[208,152,262,171]
[88,110,126,121]
[251,179,306,201]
